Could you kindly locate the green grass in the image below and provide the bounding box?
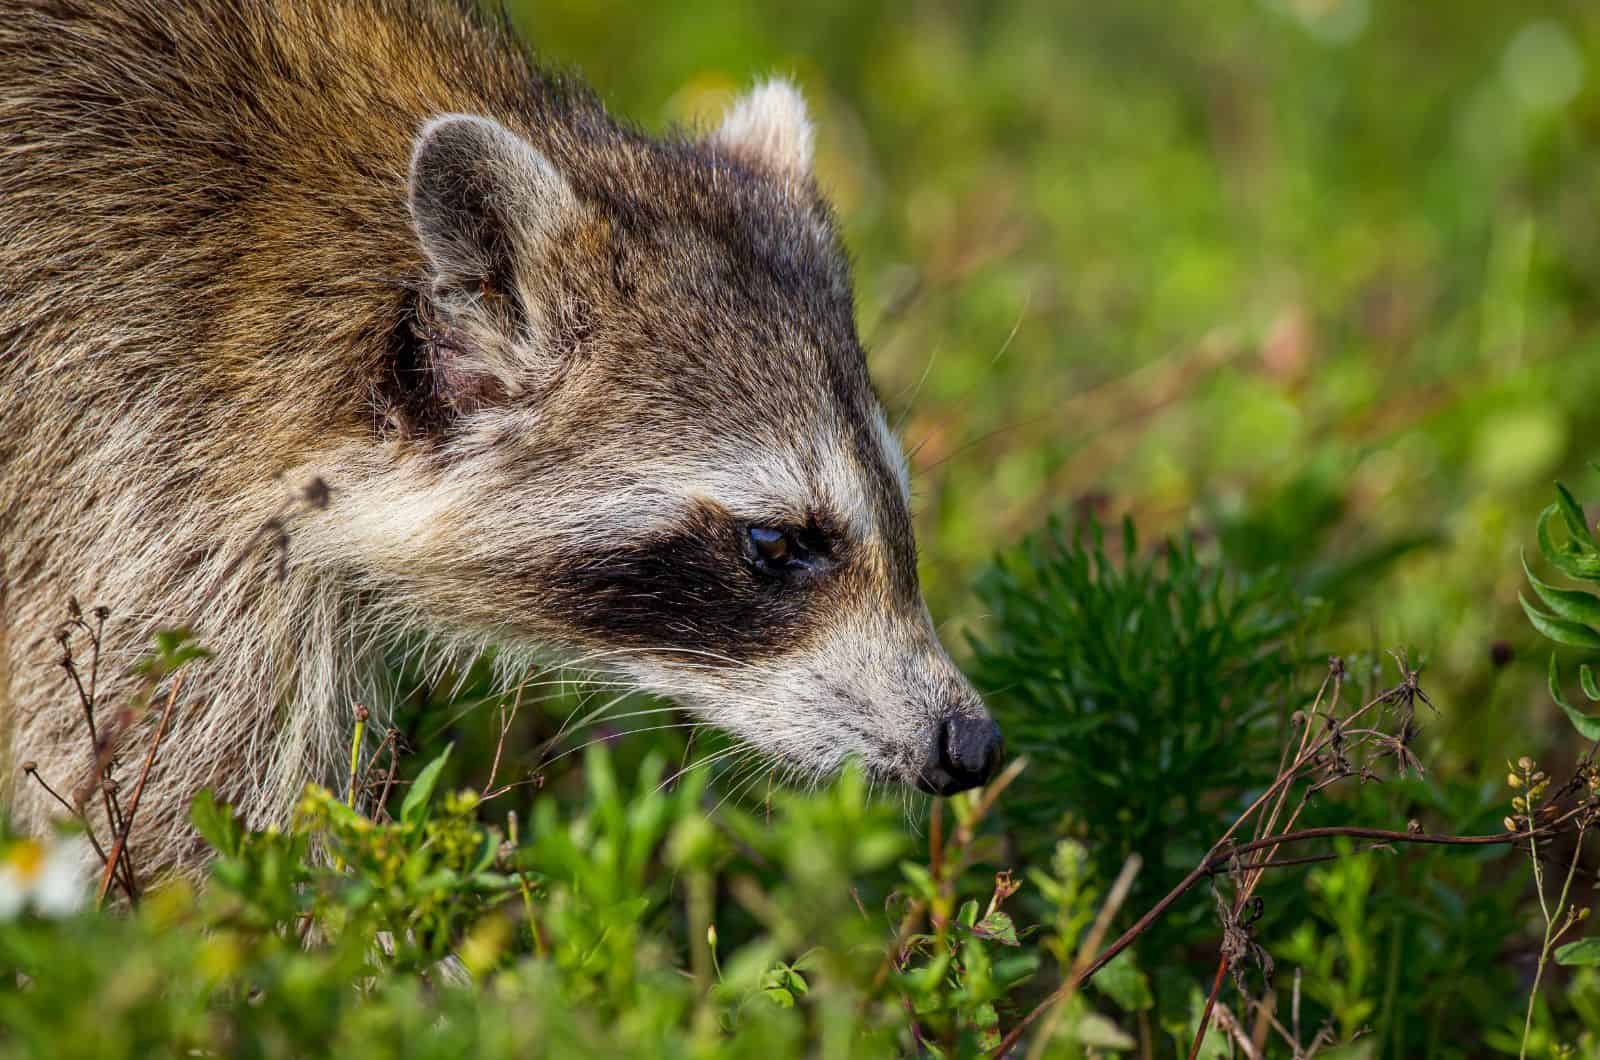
[9,2,1600,1056]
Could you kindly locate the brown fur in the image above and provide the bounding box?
[0,0,996,878]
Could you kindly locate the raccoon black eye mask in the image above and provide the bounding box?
[746,524,832,577]
[0,0,1003,878]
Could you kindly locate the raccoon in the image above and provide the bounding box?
[0,0,1002,874]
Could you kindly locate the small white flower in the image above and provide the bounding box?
[0,835,90,918]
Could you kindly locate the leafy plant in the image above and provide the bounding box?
[968,515,1309,956]
[1515,470,1600,1058]
[0,738,1146,1060]
[1523,469,1600,740]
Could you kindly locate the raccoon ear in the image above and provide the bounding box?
[408,113,577,302]
[711,79,814,178]
[406,114,578,409]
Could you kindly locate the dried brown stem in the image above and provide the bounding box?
[96,674,184,907]
[22,764,110,868]
[991,820,1550,1058]
[485,683,525,797]
[1189,957,1231,1060]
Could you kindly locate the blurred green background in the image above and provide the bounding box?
[507,0,1600,763]
[12,3,1600,1057]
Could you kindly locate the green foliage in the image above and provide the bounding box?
[968,515,1306,946]
[1525,471,1600,738]
[11,1,1600,1055]
[0,752,1139,1059]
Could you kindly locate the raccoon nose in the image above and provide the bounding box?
[919,715,1004,796]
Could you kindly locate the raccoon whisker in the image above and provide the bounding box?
[553,644,761,674]
[709,761,775,818]
[540,689,639,754]
[422,679,639,740]
[699,754,755,810]
[891,342,941,437]
[537,721,712,770]
[988,288,1032,366]
[645,646,755,664]
[558,703,687,736]
[655,744,750,793]
[912,412,1055,480]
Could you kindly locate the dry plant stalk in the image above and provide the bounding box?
[1512,752,1598,1059]
[993,653,1599,1058]
[95,674,185,905]
[21,477,330,907]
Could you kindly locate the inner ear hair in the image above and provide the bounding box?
[404,113,580,416]
[408,113,577,298]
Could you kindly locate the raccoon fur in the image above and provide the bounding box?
[0,0,1002,875]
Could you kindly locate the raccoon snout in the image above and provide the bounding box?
[917,713,1005,796]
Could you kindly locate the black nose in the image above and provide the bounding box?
[918,715,1004,796]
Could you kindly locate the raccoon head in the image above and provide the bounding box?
[371,81,1001,795]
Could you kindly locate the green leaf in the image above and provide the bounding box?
[401,744,453,828]
[138,627,213,676]
[972,910,1020,947]
[190,790,242,858]
[1537,506,1600,581]
[1556,938,1600,966]
[1549,654,1600,741]
[1521,593,1600,651]
[1524,553,1600,628]
[1092,950,1154,1012]
[1583,664,1600,703]
[1074,1011,1136,1049]
[761,988,796,1008]
[899,862,936,900]
[1557,483,1596,549]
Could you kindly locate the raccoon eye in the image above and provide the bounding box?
[746,525,825,577]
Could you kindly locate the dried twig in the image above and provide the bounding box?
[994,655,1594,1058]
[95,673,184,907]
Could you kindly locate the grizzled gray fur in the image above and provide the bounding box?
[0,0,1001,876]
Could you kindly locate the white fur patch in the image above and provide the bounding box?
[712,79,814,177]
[872,408,912,506]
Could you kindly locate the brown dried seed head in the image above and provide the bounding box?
[302,477,331,510]
[21,761,37,773]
